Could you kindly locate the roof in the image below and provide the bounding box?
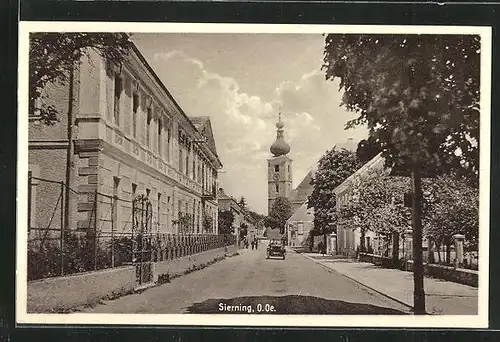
[334,152,386,195]
[287,201,314,224]
[190,116,210,129]
[288,169,315,205]
[264,227,285,240]
[189,116,219,161]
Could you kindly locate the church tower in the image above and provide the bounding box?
[267,112,293,214]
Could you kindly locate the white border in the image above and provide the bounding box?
[17,22,491,328]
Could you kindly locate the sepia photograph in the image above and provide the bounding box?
[17,22,490,327]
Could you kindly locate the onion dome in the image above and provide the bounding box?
[270,112,290,157]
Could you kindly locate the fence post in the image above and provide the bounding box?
[60,181,65,276]
[94,189,98,271]
[111,196,116,268]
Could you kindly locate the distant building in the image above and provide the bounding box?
[284,138,359,248]
[286,201,314,247]
[217,188,244,237]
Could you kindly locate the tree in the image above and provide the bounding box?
[343,167,412,261]
[263,216,278,229]
[269,197,293,234]
[307,147,362,245]
[218,210,235,235]
[356,136,383,164]
[202,215,213,233]
[29,32,132,124]
[240,222,248,240]
[323,34,480,314]
[238,197,248,213]
[424,174,479,263]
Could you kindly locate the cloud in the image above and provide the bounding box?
[148,50,367,215]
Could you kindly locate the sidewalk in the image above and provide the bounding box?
[296,251,478,315]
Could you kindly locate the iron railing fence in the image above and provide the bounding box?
[27,175,235,281]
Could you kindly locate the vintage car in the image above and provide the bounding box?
[266,240,286,260]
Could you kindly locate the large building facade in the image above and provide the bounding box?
[28,44,222,237]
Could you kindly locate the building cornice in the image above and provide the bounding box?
[29,140,69,150]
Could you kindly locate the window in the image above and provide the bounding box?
[202,164,205,189]
[298,223,304,235]
[185,145,190,176]
[113,177,120,232]
[275,183,279,194]
[288,165,290,172]
[179,145,184,173]
[29,97,41,117]
[132,93,139,138]
[146,107,152,148]
[167,196,171,231]
[166,125,171,162]
[113,76,122,126]
[157,192,162,231]
[132,183,137,202]
[192,159,196,180]
[158,118,163,156]
[146,188,151,198]
[274,165,279,172]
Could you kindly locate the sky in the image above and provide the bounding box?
[133,33,368,215]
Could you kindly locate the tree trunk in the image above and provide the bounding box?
[446,243,451,265]
[392,231,399,266]
[323,233,327,254]
[428,238,435,264]
[411,162,426,314]
[436,242,442,264]
[360,227,366,253]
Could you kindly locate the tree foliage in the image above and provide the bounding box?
[424,174,479,251]
[218,209,235,235]
[269,197,293,234]
[240,222,248,240]
[202,215,213,233]
[323,34,480,180]
[29,32,132,124]
[307,147,362,236]
[356,136,383,164]
[349,168,412,236]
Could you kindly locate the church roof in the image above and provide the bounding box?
[287,201,314,224]
[288,169,315,205]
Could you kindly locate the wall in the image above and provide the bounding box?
[406,260,478,287]
[27,266,136,313]
[153,245,237,281]
[359,253,478,287]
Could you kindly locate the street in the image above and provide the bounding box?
[82,245,410,315]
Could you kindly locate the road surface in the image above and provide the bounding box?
[82,245,410,314]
